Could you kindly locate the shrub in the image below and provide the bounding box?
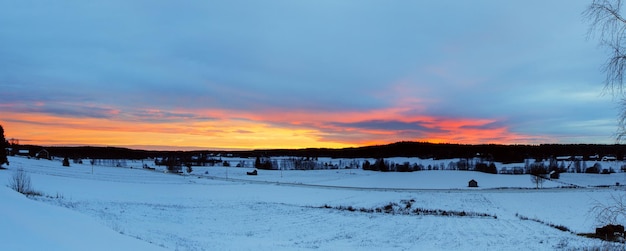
[587,163,602,174]
[530,163,547,176]
[9,168,32,195]
[516,213,571,233]
[320,200,496,218]
[362,160,372,170]
[374,158,388,172]
[475,162,498,174]
[62,157,70,167]
[396,162,411,172]
[254,157,275,170]
[586,166,600,173]
[186,164,193,174]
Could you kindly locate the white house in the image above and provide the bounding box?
[602,155,617,161]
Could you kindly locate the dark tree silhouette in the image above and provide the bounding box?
[0,125,9,167]
[487,163,498,174]
[255,156,261,168]
[186,163,193,173]
[254,156,273,170]
[584,0,626,140]
[362,160,372,170]
[62,157,70,167]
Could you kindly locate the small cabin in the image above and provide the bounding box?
[36,149,49,159]
[468,179,478,188]
[17,149,30,156]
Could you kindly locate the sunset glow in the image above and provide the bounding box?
[2,103,550,150]
[0,1,617,150]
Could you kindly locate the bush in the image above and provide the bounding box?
[9,168,32,195]
[362,160,372,170]
[476,162,498,174]
[362,158,389,172]
[186,163,193,174]
[586,166,600,173]
[254,157,275,170]
[62,157,70,167]
[587,163,602,174]
[530,164,547,176]
[374,158,389,172]
[396,162,411,172]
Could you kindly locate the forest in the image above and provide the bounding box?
[8,141,626,164]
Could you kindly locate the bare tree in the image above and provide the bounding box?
[585,1,626,229]
[591,193,626,226]
[584,0,626,140]
[530,174,545,189]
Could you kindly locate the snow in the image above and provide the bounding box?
[201,168,565,189]
[560,172,626,187]
[0,185,167,251]
[1,156,625,250]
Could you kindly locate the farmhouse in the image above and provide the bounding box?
[468,179,478,187]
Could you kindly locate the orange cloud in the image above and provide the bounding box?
[1,101,547,150]
[1,110,354,150]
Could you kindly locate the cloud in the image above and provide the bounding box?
[127,109,216,123]
[0,0,619,148]
[331,120,444,133]
[460,121,508,130]
[2,102,119,119]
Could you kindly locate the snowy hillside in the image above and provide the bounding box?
[0,185,166,251]
[1,156,625,250]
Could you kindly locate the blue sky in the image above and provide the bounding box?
[0,0,618,149]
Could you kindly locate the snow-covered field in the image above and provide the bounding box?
[2,156,626,250]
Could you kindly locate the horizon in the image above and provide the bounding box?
[9,141,626,153]
[0,1,618,149]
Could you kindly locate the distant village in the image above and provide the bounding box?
[6,141,626,177]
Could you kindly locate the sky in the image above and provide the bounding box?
[0,0,620,150]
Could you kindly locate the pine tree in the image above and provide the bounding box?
[0,125,9,167]
[255,156,261,168]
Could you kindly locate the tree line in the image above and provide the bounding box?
[6,141,626,165]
